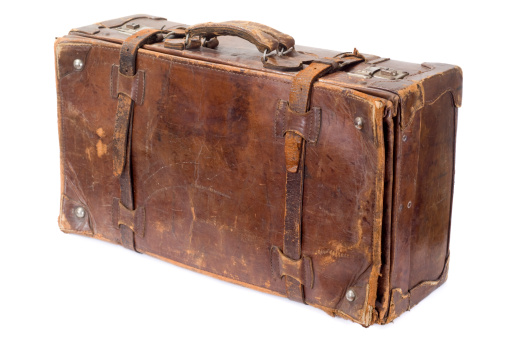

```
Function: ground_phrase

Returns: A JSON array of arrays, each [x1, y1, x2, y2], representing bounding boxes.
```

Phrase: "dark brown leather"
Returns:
[[56, 15, 462, 326]]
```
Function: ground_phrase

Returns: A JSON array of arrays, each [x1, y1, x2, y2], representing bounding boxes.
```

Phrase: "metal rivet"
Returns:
[[407, 201, 412, 208], [73, 59, 84, 70], [354, 117, 364, 130], [75, 206, 86, 218], [346, 289, 356, 302], [402, 134, 408, 142]]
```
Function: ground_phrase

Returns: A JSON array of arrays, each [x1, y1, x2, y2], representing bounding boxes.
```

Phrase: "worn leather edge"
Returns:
[[375, 106, 396, 321], [362, 98, 387, 327], [420, 64, 462, 108], [55, 38, 66, 232], [382, 254, 450, 324], [369, 64, 462, 131], [98, 14, 166, 29]]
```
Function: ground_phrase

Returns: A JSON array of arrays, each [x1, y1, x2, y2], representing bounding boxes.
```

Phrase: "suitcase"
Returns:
[[54, 14, 462, 326]]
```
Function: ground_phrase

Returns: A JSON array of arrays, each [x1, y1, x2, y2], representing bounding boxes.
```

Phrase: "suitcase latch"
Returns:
[[114, 23, 153, 35], [349, 66, 408, 80]]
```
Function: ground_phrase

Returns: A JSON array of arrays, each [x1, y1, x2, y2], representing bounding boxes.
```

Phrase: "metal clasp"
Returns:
[[349, 66, 408, 80], [114, 22, 152, 35]]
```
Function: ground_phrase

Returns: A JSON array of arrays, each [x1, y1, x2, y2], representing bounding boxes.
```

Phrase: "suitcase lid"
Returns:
[[67, 14, 462, 130]]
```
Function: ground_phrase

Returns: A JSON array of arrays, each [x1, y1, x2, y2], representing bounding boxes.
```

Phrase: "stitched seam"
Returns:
[[310, 108, 321, 143], [110, 65, 116, 98], [308, 111, 313, 141], [425, 88, 454, 106], [132, 71, 139, 102], [140, 71, 146, 105]]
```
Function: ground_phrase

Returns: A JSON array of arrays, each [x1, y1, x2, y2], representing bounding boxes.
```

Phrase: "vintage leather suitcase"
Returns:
[[54, 14, 462, 326]]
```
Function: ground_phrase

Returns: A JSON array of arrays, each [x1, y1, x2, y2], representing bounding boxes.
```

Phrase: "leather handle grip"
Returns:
[[186, 21, 295, 53]]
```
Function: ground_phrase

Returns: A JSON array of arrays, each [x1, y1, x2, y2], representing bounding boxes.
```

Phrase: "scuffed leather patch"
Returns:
[[368, 80, 424, 130]]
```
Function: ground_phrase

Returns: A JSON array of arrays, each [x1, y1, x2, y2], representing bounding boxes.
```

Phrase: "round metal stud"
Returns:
[[354, 117, 364, 130], [75, 206, 86, 218], [407, 201, 412, 209], [402, 134, 408, 142], [73, 59, 84, 71], [346, 289, 356, 302]]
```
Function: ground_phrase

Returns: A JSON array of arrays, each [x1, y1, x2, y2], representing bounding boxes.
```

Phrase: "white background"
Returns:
[[1, 1, 506, 336]]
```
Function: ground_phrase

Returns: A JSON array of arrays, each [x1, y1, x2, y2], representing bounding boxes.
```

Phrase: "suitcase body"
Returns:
[[54, 15, 462, 326]]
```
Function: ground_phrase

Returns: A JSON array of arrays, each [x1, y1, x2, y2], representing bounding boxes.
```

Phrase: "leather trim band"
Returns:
[[110, 65, 146, 104], [275, 100, 321, 143], [271, 246, 314, 289], [112, 197, 145, 236]]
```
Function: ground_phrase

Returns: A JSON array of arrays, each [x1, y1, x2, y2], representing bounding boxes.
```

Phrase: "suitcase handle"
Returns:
[[185, 21, 295, 55]]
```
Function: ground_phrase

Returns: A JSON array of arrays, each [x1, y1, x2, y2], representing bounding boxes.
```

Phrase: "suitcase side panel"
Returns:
[[409, 87, 456, 287], [55, 36, 386, 325], [384, 66, 461, 322]]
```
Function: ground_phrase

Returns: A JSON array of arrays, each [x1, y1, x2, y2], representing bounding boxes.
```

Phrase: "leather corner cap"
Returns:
[[55, 43, 92, 79], [421, 63, 463, 108], [110, 64, 146, 105], [274, 100, 321, 143], [270, 246, 314, 289], [385, 255, 450, 323], [59, 194, 93, 234]]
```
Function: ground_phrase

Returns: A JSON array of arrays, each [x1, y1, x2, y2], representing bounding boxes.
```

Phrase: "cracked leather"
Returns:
[[56, 15, 462, 326]]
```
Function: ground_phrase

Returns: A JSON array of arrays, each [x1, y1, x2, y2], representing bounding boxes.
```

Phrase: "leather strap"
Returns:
[[277, 54, 365, 302], [280, 62, 330, 302], [285, 62, 331, 173], [112, 29, 162, 251]]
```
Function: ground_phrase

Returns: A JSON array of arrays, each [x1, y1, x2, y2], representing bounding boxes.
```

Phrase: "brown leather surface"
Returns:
[[55, 15, 462, 326]]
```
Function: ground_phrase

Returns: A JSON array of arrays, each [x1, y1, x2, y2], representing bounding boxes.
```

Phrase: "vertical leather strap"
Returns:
[[282, 62, 331, 302], [281, 55, 365, 302], [113, 29, 162, 251]]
